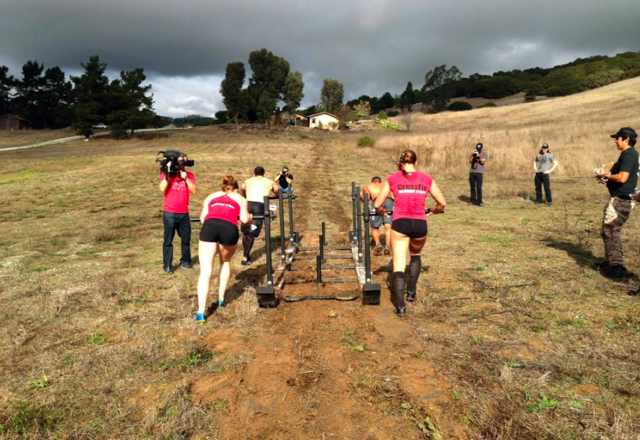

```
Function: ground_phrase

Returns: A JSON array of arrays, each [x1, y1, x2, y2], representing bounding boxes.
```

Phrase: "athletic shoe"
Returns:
[[384, 245, 391, 256], [241, 258, 252, 266], [217, 300, 227, 308], [628, 289, 640, 296], [181, 262, 193, 269], [394, 307, 406, 316], [193, 313, 206, 323], [373, 244, 383, 256], [163, 267, 172, 274], [605, 265, 628, 279], [406, 291, 416, 302], [477, 202, 484, 207]]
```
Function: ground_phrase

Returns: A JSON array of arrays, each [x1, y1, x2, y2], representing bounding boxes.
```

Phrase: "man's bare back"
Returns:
[[361, 181, 393, 201], [243, 176, 278, 203]]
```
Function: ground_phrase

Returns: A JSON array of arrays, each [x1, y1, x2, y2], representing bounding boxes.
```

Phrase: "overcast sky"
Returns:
[[1, 0, 638, 117]]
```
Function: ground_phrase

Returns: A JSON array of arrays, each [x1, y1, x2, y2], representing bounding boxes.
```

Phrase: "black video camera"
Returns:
[[155, 150, 194, 176]]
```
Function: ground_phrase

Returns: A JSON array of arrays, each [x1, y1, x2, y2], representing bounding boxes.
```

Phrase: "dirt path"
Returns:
[[193, 138, 467, 439]]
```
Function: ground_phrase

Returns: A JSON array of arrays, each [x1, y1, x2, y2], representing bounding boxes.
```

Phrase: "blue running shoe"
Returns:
[[193, 313, 206, 323], [217, 300, 227, 308]]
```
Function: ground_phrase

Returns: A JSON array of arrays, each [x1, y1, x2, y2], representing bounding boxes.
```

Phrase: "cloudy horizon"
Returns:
[[1, 0, 638, 118]]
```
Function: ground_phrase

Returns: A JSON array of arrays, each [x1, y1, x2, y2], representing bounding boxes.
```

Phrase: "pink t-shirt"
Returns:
[[160, 171, 195, 213], [203, 194, 240, 224], [387, 170, 433, 220]]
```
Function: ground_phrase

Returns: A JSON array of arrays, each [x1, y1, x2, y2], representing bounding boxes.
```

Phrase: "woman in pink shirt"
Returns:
[[375, 150, 446, 315], [195, 175, 251, 323]]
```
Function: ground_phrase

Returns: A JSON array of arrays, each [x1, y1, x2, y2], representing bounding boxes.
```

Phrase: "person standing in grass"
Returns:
[[469, 142, 488, 206], [361, 176, 394, 256], [375, 150, 446, 315], [194, 176, 251, 323], [595, 127, 638, 279], [533, 143, 558, 205], [159, 153, 196, 274]]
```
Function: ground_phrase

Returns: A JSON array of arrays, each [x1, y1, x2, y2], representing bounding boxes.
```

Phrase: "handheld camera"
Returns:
[[156, 150, 194, 176]]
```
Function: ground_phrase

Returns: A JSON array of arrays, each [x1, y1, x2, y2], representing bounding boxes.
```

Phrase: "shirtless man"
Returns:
[[361, 176, 394, 256], [240, 166, 279, 265]]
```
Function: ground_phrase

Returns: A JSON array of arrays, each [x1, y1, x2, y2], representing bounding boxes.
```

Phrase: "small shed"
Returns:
[[308, 112, 339, 129], [271, 110, 308, 126], [0, 114, 30, 130]]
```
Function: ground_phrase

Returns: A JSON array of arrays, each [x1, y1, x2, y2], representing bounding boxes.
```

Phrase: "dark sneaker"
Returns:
[[477, 202, 484, 207], [181, 262, 193, 269], [373, 244, 383, 256], [193, 313, 206, 323], [217, 300, 227, 308], [163, 266, 172, 274], [547, 202, 553, 206], [628, 289, 640, 296], [394, 306, 406, 316], [406, 291, 416, 302], [605, 265, 628, 279], [384, 245, 391, 256], [241, 259, 252, 266], [534, 201, 542, 205]]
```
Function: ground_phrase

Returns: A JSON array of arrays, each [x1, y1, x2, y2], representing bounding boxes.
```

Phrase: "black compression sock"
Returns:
[[391, 271, 406, 309], [407, 255, 421, 292], [242, 236, 254, 259]]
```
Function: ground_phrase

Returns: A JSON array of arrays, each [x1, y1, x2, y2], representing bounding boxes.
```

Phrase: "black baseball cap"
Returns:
[[476, 143, 483, 149], [610, 127, 637, 139], [541, 143, 549, 148]]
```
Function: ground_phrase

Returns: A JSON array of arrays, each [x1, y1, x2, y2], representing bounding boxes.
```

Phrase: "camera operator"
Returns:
[[533, 143, 558, 205], [159, 153, 196, 273], [275, 166, 294, 195], [469, 143, 488, 206], [595, 127, 638, 279]]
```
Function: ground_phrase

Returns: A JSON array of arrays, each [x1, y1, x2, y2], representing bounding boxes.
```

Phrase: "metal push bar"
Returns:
[[256, 195, 278, 307], [361, 192, 381, 305]]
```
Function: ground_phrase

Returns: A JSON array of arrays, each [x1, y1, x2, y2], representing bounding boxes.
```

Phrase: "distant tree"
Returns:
[[320, 78, 344, 115], [448, 101, 472, 111], [220, 61, 245, 125], [400, 110, 414, 132], [0, 66, 14, 116], [13, 60, 46, 127], [421, 65, 462, 113], [108, 67, 155, 137], [353, 100, 371, 120], [41, 66, 73, 128], [71, 55, 110, 137], [379, 92, 395, 110], [214, 110, 229, 124], [400, 81, 414, 112], [248, 48, 290, 108], [337, 105, 350, 130], [257, 90, 277, 125], [282, 71, 304, 125]]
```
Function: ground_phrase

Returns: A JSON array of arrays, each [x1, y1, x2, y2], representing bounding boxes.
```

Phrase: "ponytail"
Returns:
[[221, 175, 238, 192], [397, 149, 417, 178]]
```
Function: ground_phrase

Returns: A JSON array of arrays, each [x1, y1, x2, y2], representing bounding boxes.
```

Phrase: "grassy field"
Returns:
[[1, 78, 640, 439], [0, 130, 76, 150]]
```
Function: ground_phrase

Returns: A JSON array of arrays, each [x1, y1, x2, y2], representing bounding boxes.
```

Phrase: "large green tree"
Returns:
[[41, 66, 73, 128], [257, 90, 277, 125], [421, 65, 462, 113], [320, 78, 344, 115], [248, 48, 290, 123], [400, 81, 414, 112], [220, 61, 245, 125], [282, 71, 304, 125], [70, 55, 110, 137], [108, 67, 154, 137], [0, 66, 15, 116], [13, 60, 46, 127]]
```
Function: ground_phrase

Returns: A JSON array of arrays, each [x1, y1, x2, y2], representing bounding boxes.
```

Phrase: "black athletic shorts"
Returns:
[[391, 218, 427, 239], [240, 202, 264, 237], [200, 219, 239, 245]]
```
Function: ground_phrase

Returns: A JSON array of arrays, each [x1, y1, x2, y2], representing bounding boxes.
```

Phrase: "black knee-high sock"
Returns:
[[242, 235, 254, 259], [392, 271, 406, 308], [407, 255, 421, 292]]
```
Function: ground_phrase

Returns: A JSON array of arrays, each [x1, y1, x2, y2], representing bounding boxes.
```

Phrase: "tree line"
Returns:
[[0, 56, 155, 137]]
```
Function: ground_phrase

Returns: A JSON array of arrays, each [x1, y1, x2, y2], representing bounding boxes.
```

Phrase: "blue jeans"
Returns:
[[535, 173, 552, 203], [163, 211, 191, 269], [469, 173, 483, 204], [279, 184, 294, 194]]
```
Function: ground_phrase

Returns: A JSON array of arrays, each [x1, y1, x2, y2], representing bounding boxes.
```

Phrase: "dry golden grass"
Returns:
[[1, 78, 640, 439], [0, 129, 75, 149]]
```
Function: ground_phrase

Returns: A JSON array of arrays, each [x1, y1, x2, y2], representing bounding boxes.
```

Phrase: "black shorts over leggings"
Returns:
[[199, 219, 239, 245], [391, 218, 427, 239]]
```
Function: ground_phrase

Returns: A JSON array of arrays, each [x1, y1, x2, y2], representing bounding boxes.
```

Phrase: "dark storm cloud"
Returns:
[[1, 0, 638, 116]]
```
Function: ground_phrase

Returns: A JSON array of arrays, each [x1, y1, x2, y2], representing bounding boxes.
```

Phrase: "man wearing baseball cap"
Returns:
[[533, 143, 558, 205], [595, 127, 638, 279]]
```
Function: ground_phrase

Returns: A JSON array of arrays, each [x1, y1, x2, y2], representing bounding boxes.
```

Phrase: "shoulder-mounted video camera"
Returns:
[[155, 149, 194, 176]]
